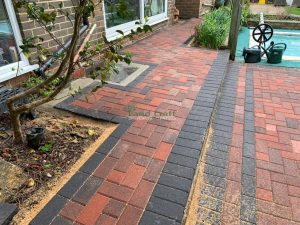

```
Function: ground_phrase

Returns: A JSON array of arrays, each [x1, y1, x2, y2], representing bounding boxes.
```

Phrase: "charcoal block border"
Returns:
[[240, 68, 256, 224], [29, 122, 131, 225], [31, 50, 231, 225], [193, 63, 239, 223], [139, 51, 230, 225]]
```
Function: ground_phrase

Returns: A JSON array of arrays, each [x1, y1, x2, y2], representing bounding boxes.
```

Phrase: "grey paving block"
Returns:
[[213, 130, 232, 139], [212, 134, 232, 145], [167, 153, 198, 168], [243, 131, 255, 144], [0, 203, 18, 225], [58, 172, 89, 199], [111, 124, 130, 138], [72, 176, 103, 205], [30, 195, 67, 225], [175, 138, 203, 150], [152, 184, 189, 206], [240, 195, 256, 224], [200, 184, 225, 200], [205, 155, 227, 168], [242, 157, 255, 176], [158, 173, 192, 192], [163, 162, 195, 180], [181, 125, 206, 135], [96, 136, 119, 154], [199, 194, 223, 212], [146, 196, 184, 222], [241, 174, 256, 198], [139, 211, 178, 225], [196, 206, 221, 225], [243, 143, 255, 159], [80, 153, 106, 174], [187, 114, 211, 122], [178, 131, 202, 141], [184, 119, 208, 129], [172, 145, 201, 159], [213, 124, 232, 133], [209, 142, 228, 152], [206, 149, 228, 160], [204, 164, 226, 178], [203, 173, 226, 188]]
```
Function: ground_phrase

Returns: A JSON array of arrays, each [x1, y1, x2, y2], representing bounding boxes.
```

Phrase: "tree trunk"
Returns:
[[10, 111, 23, 144]]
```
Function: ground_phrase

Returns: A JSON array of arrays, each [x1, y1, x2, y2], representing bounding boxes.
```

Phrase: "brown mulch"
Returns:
[[0, 111, 102, 204]]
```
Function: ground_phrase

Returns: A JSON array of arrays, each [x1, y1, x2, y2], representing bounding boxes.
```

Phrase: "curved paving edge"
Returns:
[[29, 51, 230, 225], [29, 19, 233, 225]]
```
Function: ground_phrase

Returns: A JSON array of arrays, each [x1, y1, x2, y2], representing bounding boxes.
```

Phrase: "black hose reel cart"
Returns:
[[243, 23, 287, 64]]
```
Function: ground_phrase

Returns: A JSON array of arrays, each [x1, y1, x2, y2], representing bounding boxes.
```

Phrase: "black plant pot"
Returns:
[[26, 127, 45, 149]]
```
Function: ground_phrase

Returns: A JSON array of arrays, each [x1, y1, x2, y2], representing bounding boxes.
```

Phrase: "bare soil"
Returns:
[[0, 110, 117, 224]]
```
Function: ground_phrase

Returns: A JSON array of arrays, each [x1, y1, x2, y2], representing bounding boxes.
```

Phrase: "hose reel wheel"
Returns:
[[252, 23, 274, 44]]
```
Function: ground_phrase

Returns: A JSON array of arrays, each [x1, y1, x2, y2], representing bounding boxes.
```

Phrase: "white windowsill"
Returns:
[[0, 64, 39, 83], [106, 17, 169, 42]]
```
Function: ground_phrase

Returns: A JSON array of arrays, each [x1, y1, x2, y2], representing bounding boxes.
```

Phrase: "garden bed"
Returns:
[[0, 110, 116, 224]]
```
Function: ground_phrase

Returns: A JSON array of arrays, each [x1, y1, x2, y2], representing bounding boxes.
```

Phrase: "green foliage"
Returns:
[[23, 76, 62, 97], [286, 6, 300, 16], [40, 142, 53, 152], [196, 7, 231, 49], [241, 0, 250, 25]]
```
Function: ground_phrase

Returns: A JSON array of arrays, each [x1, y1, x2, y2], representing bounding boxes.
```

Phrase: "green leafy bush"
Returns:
[[196, 7, 231, 49]]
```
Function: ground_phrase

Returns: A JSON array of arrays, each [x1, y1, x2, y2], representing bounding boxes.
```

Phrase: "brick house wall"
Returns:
[[175, 0, 213, 19], [175, 0, 200, 19], [2, 0, 175, 86]]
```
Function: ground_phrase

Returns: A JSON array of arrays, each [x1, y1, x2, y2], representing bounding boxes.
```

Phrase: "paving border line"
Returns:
[[30, 50, 229, 225], [239, 67, 256, 225], [185, 62, 240, 224], [138, 50, 230, 225]]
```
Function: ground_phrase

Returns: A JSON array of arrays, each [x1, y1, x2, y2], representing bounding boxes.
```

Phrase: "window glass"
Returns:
[[0, 0, 19, 67], [144, 0, 165, 17], [104, 0, 140, 28]]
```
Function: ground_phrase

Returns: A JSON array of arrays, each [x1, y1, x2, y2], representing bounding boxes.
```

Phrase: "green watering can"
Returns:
[[261, 42, 287, 64]]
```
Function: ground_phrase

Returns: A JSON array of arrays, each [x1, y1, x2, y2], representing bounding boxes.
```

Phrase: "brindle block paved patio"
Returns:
[[30, 19, 300, 225]]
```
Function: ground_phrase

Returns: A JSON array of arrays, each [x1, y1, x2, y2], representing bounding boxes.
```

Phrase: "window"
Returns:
[[0, 0, 38, 83], [104, 0, 168, 40]]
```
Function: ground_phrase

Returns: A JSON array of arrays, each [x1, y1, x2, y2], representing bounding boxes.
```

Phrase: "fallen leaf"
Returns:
[[87, 129, 96, 136], [0, 131, 9, 139], [27, 178, 35, 187]]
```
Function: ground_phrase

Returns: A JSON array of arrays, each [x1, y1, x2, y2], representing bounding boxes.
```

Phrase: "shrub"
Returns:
[[196, 7, 231, 49]]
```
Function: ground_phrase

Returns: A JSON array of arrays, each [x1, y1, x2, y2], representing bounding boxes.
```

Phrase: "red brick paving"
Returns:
[[57, 19, 218, 225], [219, 64, 300, 225], [252, 65, 300, 224], [40, 19, 300, 225]]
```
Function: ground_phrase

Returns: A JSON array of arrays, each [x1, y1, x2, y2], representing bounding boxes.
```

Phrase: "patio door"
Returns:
[[104, 0, 167, 40]]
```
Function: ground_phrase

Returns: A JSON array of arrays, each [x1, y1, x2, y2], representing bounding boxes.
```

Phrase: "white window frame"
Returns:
[[0, 0, 38, 83], [103, 0, 168, 41]]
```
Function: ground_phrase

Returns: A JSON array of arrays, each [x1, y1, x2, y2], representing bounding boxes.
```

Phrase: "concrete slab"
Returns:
[[0, 158, 28, 202]]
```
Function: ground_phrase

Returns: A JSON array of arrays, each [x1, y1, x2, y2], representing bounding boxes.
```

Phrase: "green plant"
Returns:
[[196, 7, 231, 49], [40, 142, 53, 152], [7, 0, 152, 144], [241, 0, 250, 25]]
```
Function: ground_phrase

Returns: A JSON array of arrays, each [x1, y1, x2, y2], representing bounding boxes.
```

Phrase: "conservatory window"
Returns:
[[104, 0, 168, 40], [0, 0, 38, 83]]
